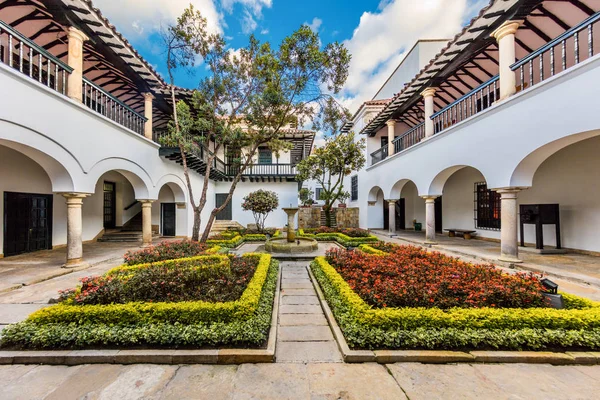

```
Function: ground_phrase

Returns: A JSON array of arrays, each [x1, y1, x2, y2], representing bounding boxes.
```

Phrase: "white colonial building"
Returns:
[[343, 0, 600, 262], [0, 0, 313, 264]]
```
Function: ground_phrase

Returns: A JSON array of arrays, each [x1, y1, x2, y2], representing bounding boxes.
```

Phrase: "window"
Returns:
[[351, 176, 358, 201], [380, 136, 388, 148], [258, 147, 272, 164], [474, 182, 501, 230], [315, 187, 323, 201]]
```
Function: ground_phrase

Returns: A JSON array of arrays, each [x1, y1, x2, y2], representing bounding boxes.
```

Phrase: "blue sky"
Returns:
[[93, 0, 487, 112]]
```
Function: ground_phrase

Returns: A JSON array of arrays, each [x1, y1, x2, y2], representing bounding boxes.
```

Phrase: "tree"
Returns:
[[242, 190, 279, 233], [296, 131, 366, 227], [299, 188, 315, 207], [162, 5, 351, 242]]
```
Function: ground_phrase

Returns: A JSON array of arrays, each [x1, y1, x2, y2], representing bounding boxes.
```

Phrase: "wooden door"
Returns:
[[3, 192, 53, 256], [161, 203, 176, 237], [396, 198, 406, 230], [103, 181, 116, 229], [435, 196, 443, 233], [216, 194, 232, 221]]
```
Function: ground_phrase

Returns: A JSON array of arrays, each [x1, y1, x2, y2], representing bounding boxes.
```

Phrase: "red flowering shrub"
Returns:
[[68, 255, 259, 304], [304, 227, 371, 238], [326, 246, 546, 309], [368, 241, 399, 253], [123, 240, 208, 265]]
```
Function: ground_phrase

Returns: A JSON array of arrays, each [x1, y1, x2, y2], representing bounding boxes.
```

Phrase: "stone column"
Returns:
[[422, 196, 438, 244], [286, 212, 297, 242], [67, 27, 89, 102], [63, 193, 88, 267], [388, 200, 397, 235], [139, 200, 155, 247], [143, 92, 154, 140], [421, 88, 436, 138], [492, 20, 522, 100], [497, 189, 522, 263], [386, 120, 396, 156]]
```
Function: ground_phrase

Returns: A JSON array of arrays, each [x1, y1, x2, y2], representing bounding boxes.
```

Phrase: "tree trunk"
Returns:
[[200, 212, 217, 243], [324, 205, 332, 228], [191, 207, 201, 241]]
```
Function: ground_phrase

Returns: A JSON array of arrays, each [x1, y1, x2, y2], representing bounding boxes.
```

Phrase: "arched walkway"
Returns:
[[367, 186, 385, 229]]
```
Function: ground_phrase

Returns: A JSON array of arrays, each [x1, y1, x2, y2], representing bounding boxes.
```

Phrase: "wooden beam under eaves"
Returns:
[[468, 25, 491, 33], [80, 19, 103, 27], [67, 5, 91, 14]]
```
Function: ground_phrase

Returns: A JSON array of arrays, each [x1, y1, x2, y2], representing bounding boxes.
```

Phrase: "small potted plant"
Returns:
[[413, 219, 422, 231], [337, 191, 350, 208], [299, 188, 315, 207]]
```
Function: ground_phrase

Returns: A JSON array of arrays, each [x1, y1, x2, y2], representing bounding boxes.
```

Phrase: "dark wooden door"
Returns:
[[397, 198, 406, 230], [3, 192, 53, 256], [383, 200, 389, 230], [103, 181, 116, 229], [161, 203, 176, 236], [216, 194, 232, 221], [435, 196, 443, 233]]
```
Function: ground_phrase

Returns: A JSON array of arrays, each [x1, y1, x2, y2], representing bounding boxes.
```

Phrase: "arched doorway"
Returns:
[[367, 186, 385, 229]]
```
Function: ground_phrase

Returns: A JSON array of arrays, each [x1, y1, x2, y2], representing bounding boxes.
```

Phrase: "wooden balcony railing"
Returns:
[[228, 163, 297, 176], [370, 144, 388, 165], [431, 75, 499, 135], [393, 122, 425, 153], [83, 78, 147, 135], [0, 20, 72, 95], [512, 11, 600, 92]]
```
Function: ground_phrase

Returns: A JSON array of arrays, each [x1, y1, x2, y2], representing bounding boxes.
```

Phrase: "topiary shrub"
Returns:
[[241, 190, 279, 233]]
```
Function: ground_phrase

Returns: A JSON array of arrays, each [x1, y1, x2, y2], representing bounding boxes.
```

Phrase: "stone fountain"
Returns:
[[265, 207, 318, 253]]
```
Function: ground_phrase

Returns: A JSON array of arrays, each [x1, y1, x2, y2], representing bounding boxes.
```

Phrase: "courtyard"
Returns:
[[1, 235, 600, 399]]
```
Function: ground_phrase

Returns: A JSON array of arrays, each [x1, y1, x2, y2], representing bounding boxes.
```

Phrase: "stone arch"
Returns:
[[389, 179, 413, 200], [0, 120, 81, 192], [86, 158, 153, 199], [154, 174, 188, 203], [368, 185, 384, 202], [510, 129, 600, 188], [427, 165, 490, 196]]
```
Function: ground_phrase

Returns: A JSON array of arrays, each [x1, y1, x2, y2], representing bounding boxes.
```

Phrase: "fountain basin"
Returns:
[[265, 237, 318, 253]]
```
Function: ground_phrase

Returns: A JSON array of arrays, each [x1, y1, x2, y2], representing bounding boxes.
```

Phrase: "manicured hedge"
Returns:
[[298, 229, 378, 247], [1, 259, 279, 349], [311, 256, 600, 350], [205, 230, 281, 247], [14, 253, 272, 326]]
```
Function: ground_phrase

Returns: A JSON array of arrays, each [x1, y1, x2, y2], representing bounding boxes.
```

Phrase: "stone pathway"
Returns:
[[276, 261, 342, 363]]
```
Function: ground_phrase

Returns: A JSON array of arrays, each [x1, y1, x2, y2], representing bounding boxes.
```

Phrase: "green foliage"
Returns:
[[19, 254, 272, 326], [298, 188, 315, 207], [295, 132, 366, 226], [1, 260, 280, 349], [297, 229, 378, 247], [242, 190, 279, 232], [123, 240, 210, 265], [310, 256, 600, 350]]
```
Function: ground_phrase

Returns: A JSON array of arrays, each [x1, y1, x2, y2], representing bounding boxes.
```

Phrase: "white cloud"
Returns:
[[306, 17, 323, 33], [92, 0, 223, 39], [221, 0, 272, 33], [241, 10, 258, 34], [260, 28, 269, 35], [340, 0, 480, 113]]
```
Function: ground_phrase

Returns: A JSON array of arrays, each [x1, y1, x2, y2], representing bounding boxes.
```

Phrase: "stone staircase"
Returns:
[[97, 212, 158, 243], [210, 220, 245, 234]]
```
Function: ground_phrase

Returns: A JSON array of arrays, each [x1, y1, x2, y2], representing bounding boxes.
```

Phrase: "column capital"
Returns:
[[143, 92, 155, 101], [494, 187, 526, 196], [421, 195, 439, 202], [386, 199, 399, 203], [68, 26, 89, 43], [491, 20, 523, 42], [421, 87, 436, 98], [386, 119, 396, 127], [60, 192, 90, 202], [138, 199, 156, 206]]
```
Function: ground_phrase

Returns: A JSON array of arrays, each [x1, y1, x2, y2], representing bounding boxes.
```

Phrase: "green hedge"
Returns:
[[106, 254, 231, 277], [1, 260, 279, 349], [298, 229, 378, 247], [20, 253, 272, 326], [311, 256, 600, 350], [205, 230, 281, 247]]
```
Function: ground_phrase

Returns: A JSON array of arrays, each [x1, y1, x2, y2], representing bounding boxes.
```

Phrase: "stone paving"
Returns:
[[2, 250, 600, 398]]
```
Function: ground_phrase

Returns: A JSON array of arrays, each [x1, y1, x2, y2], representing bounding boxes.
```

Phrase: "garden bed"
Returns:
[[310, 243, 600, 351], [206, 229, 281, 247], [1, 253, 279, 351], [298, 228, 378, 247]]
